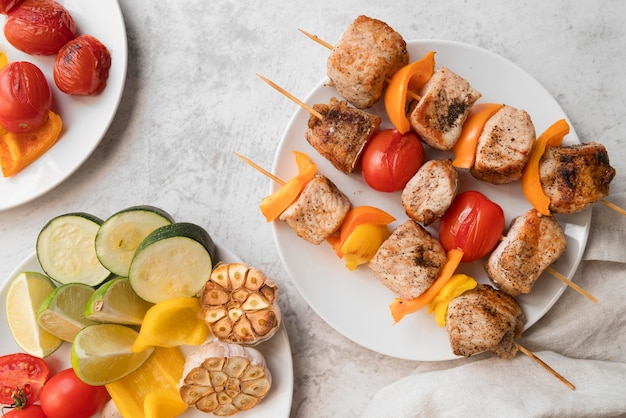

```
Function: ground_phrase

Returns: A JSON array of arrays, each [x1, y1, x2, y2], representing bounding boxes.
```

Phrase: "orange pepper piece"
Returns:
[[0, 110, 63, 177], [521, 119, 570, 216], [452, 103, 503, 168], [384, 51, 436, 134], [329, 205, 396, 257], [389, 248, 464, 324], [259, 151, 317, 222]]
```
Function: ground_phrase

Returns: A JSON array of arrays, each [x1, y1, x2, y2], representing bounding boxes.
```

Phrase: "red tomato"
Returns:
[[40, 368, 108, 418], [4, 0, 76, 55], [0, 0, 22, 14], [53, 34, 112, 96], [361, 129, 425, 192], [0, 61, 52, 132], [0, 353, 50, 406], [439, 190, 505, 262], [3, 405, 47, 418]]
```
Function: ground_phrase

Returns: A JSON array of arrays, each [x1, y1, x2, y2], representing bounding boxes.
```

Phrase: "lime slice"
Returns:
[[71, 323, 154, 385], [37, 283, 99, 342], [85, 277, 154, 325], [5, 272, 63, 357]]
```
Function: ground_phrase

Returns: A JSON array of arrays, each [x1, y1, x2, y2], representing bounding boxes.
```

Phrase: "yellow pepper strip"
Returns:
[[0, 51, 7, 70], [259, 151, 317, 222], [144, 388, 188, 418], [340, 223, 391, 271], [521, 119, 570, 216], [384, 51, 436, 134], [329, 205, 396, 257], [427, 274, 477, 326], [389, 248, 464, 324], [452, 103, 503, 168]]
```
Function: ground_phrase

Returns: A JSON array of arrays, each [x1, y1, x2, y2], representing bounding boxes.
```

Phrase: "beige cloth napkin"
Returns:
[[363, 194, 626, 418]]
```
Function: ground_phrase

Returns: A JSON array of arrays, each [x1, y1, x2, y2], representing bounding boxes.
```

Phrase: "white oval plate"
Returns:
[[0, 0, 128, 210], [0, 245, 294, 418], [271, 39, 591, 361]]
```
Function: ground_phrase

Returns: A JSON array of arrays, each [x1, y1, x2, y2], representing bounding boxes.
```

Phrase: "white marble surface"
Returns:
[[1, 1, 626, 417]]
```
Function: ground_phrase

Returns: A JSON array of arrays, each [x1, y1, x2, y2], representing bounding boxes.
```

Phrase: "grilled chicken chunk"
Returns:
[[471, 105, 535, 184], [327, 15, 409, 109], [401, 159, 458, 226], [305, 97, 381, 174], [279, 174, 351, 245], [539, 142, 616, 214], [368, 220, 447, 299], [408, 67, 482, 151], [486, 209, 566, 296], [446, 284, 526, 359]]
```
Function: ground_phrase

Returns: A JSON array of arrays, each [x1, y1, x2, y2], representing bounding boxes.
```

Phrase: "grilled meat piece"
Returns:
[[471, 105, 535, 184], [327, 15, 409, 109], [486, 209, 566, 296], [408, 67, 482, 151], [401, 159, 458, 226], [446, 284, 526, 359], [539, 142, 616, 214], [368, 220, 447, 299], [279, 174, 351, 245], [305, 97, 381, 174]]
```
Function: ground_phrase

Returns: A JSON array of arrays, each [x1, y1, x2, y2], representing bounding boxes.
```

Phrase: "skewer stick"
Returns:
[[599, 198, 626, 216], [233, 152, 285, 186], [546, 266, 598, 303], [256, 73, 324, 120], [516, 344, 575, 390]]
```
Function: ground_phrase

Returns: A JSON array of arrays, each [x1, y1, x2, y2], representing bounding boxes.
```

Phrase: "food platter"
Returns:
[[271, 39, 591, 361], [0, 245, 294, 418], [0, 0, 128, 210]]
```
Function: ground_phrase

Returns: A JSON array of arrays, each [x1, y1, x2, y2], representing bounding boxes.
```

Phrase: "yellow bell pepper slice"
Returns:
[[427, 273, 477, 326], [328, 205, 396, 257], [340, 223, 391, 271], [0, 51, 7, 70], [452, 103, 503, 168]]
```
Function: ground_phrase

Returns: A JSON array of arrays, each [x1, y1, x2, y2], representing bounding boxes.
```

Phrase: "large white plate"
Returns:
[[0, 245, 294, 418], [272, 39, 591, 361], [0, 0, 127, 210]]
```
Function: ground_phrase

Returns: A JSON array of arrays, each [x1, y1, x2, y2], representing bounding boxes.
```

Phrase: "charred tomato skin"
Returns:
[[53, 34, 112, 96], [0, 353, 50, 405]]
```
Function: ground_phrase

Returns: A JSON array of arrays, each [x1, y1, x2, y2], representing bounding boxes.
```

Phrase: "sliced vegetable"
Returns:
[[0, 353, 50, 406], [0, 51, 7, 69], [84, 277, 154, 326], [329, 205, 396, 257], [389, 248, 464, 323], [340, 224, 391, 271], [452, 103, 504, 168], [259, 150, 316, 222], [427, 273, 477, 326], [521, 119, 570, 216]]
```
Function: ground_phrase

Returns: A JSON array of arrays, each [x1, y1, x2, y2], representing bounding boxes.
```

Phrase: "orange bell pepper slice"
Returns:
[[328, 205, 396, 257], [384, 51, 436, 134], [389, 248, 464, 324], [0, 110, 63, 177], [452, 103, 503, 168], [521, 119, 570, 216], [259, 151, 317, 222]]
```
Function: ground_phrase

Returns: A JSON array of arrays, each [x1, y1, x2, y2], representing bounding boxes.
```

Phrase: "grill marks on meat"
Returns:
[[368, 220, 447, 299], [279, 174, 351, 245], [305, 97, 381, 174], [327, 15, 409, 109], [446, 284, 526, 359], [471, 105, 535, 184], [486, 209, 566, 296], [408, 67, 482, 151], [539, 142, 616, 214]]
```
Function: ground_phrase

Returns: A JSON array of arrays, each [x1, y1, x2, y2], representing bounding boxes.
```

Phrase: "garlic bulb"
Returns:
[[179, 340, 272, 415], [200, 263, 281, 345]]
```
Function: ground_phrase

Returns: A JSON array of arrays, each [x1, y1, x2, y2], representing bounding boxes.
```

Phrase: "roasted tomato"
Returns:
[[0, 61, 52, 133], [40, 368, 108, 418], [0, 353, 50, 406], [53, 34, 111, 96], [439, 190, 505, 262], [4, 0, 76, 55], [0, 0, 22, 14], [361, 128, 425, 192]]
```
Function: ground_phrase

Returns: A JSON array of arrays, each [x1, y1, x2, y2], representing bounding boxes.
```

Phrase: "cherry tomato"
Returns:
[[361, 129, 425, 192], [0, 353, 50, 406], [40, 368, 108, 418], [439, 190, 505, 262], [3, 405, 47, 418], [0, 0, 22, 14], [4, 0, 76, 55], [0, 61, 52, 132], [53, 34, 111, 96]]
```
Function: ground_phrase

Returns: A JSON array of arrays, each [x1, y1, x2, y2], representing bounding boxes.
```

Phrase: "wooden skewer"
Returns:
[[546, 266, 598, 303], [599, 198, 626, 216], [516, 343, 575, 390], [233, 152, 285, 186], [256, 73, 324, 121]]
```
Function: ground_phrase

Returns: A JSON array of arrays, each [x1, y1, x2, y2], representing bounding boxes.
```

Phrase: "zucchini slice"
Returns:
[[129, 222, 216, 303], [95, 205, 174, 276], [36, 212, 111, 286]]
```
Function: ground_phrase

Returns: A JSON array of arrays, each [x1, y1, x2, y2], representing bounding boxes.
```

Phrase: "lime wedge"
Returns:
[[37, 283, 99, 342], [5, 272, 63, 357], [71, 323, 154, 385], [85, 277, 153, 325]]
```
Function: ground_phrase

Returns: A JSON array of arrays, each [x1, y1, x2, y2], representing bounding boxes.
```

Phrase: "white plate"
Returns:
[[272, 39, 591, 361], [0, 245, 294, 418], [0, 0, 127, 210]]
